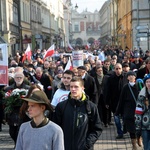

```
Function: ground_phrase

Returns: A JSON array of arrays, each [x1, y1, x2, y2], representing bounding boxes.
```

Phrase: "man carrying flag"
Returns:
[[85, 42, 90, 50], [68, 42, 74, 51], [44, 44, 55, 60], [64, 57, 73, 71], [22, 44, 32, 63]]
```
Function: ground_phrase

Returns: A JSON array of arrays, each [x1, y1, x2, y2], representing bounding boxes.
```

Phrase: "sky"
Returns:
[[71, 0, 107, 13]]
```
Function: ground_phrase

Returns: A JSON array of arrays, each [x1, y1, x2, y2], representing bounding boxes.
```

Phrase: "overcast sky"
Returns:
[[71, 0, 107, 13]]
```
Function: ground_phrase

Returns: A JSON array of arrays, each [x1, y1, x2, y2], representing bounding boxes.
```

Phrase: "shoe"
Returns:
[[116, 135, 123, 139]]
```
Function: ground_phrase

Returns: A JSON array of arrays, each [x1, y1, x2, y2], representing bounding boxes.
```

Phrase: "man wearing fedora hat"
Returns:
[[15, 90, 64, 150]]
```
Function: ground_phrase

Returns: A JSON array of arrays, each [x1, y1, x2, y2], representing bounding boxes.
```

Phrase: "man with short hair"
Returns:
[[53, 77, 102, 150], [137, 57, 150, 79], [78, 66, 98, 105], [51, 70, 74, 107], [105, 63, 128, 139], [5, 72, 30, 144]]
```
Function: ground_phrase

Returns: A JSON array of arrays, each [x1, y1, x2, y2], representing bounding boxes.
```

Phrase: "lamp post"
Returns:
[[137, 0, 140, 48], [17, 0, 23, 51], [148, 0, 150, 50]]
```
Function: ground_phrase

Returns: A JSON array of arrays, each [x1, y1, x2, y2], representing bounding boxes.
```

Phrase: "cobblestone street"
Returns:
[[0, 122, 143, 150]]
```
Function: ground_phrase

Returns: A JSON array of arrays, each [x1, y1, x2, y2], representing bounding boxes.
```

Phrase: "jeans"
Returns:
[[142, 130, 150, 150], [114, 115, 123, 135]]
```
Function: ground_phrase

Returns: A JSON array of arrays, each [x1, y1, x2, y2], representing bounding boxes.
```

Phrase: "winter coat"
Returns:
[[105, 73, 128, 113], [51, 75, 61, 97], [135, 87, 150, 131], [53, 93, 102, 150], [137, 66, 150, 79], [116, 83, 139, 132], [83, 73, 98, 105]]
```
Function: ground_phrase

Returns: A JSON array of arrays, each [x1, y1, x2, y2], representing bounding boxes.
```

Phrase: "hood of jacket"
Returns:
[[139, 87, 146, 97]]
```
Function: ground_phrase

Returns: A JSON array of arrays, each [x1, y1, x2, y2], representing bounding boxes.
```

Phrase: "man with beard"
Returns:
[[51, 70, 74, 108]]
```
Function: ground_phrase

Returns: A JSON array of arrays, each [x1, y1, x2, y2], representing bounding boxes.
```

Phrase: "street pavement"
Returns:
[[0, 123, 143, 150]]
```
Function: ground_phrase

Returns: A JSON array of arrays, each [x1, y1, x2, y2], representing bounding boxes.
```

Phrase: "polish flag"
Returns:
[[135, 107, 144, 115], [22, 44, 32, 62], [85, 42, 90, 50], [44, 44, 55, 60], [64, 57, 73, 71], [68, 42, 74, 50]]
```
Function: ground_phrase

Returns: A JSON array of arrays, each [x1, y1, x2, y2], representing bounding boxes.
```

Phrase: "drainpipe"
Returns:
[[137, 0, 140, 48]]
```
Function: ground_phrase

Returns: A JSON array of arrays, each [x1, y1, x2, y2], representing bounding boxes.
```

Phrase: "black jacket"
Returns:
[[105, 72, 128, 113], [53, 93, 102, 150], [83, 73, 98, 105]]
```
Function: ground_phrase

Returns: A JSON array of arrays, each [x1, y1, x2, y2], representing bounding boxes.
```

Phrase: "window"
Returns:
[[74, 24, 79, 32]]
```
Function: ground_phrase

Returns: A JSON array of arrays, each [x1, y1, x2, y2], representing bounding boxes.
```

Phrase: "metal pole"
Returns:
[[18, 0, 23, 51], [148, 0, 150, 50], [137, 0, 140, 49]]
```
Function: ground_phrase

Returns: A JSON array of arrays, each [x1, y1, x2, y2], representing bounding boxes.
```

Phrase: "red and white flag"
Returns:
[[135, 107, 144, 115], [85, 42, 90, 50], [22, 44, 32, 62], [44, 44, 55, 60], [64, 57, 73, 71], [68, 42, 74, 50]]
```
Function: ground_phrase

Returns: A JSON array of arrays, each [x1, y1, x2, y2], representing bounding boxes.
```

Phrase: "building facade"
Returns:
[[70, 8, 101, 48], [99, 0, 111, 46], [0, 0, 65, 55]]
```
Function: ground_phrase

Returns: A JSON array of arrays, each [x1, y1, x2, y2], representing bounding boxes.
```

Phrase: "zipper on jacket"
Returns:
[[72, 105, 77, 150]]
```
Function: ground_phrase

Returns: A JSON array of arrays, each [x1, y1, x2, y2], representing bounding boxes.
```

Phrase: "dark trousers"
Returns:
[[98, 95, 110, 125], [9, 125, 19, 144]]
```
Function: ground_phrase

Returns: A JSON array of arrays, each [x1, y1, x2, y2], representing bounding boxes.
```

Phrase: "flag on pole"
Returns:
[[85, 42, 90, 50], [68, 42, 74, 50], [22, 44, 32, 62], [44, 44, 55, 60], [64, 57, 73, 71]]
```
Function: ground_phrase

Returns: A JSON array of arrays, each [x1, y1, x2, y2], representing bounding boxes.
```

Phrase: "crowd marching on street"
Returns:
[[1, 45, 150, 150]]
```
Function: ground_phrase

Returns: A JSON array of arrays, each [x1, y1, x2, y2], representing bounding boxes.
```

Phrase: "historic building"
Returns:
[[99, 0, 111, 46], [70, 8, 101, 47]]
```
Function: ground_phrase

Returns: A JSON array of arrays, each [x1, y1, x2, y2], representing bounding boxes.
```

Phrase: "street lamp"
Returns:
[[75, 3, 78, 9]]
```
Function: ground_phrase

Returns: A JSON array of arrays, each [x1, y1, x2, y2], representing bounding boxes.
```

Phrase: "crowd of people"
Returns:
[[0, 45, 150, 150]]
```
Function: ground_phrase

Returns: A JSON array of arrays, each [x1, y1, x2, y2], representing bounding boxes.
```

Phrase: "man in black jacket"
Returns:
[[53, 77, 102, 150], [77, 66, 98, 105], [105, 63, 128, 139]]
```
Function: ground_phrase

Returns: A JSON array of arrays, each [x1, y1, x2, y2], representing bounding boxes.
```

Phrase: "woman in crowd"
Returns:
[[115, 71, 139, 150], [15, 90, 64, 150], [19, 84, 43, 124], [135, 74, 150, 150]]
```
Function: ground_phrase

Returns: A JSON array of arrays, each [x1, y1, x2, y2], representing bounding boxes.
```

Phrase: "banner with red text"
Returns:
[[0, 44, 8, 85], [72, 50, 83, 67]]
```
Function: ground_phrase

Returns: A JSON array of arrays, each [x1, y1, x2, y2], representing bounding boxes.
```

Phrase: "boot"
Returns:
[[137, 136, 143, 147], [131, 139, 138, 150]]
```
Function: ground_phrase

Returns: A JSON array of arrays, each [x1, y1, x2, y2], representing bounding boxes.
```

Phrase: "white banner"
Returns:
[[72, 50, 83, 67], [0, 44, 8, 85]]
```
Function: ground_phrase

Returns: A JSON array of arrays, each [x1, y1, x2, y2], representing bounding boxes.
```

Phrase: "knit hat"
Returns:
[[143, 74, 150, 83], [22, 91, 53, 111], [126, 71, 136, 77]]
